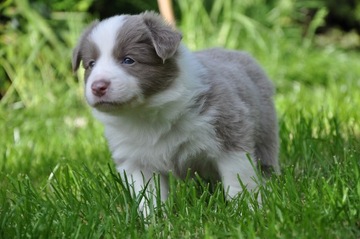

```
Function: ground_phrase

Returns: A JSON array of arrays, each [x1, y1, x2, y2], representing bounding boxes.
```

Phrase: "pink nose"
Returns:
[[91, 80, 110, 97]]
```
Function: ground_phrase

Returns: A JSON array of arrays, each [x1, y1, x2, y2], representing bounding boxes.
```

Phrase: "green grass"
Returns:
[[1, 0, 360, 238]]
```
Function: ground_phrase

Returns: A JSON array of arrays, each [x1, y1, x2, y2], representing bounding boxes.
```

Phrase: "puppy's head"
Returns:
[[72, 12, 182, 111]]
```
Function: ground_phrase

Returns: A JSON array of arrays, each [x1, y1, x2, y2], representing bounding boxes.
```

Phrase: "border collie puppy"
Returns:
[[72, 11, 279, 213]]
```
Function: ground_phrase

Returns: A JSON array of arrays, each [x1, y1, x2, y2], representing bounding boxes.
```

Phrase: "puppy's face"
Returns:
[[72, 12, 182, 111]]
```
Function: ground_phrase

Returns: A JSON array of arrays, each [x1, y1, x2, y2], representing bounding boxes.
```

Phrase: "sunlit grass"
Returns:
[[1, 0, 360, 238]]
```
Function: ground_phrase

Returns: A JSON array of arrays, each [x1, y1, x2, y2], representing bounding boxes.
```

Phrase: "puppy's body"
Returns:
[[73, 12, 279, 209]]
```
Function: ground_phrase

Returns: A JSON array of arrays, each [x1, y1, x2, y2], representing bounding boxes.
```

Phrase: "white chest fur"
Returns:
[[93, 86, 220, 176]]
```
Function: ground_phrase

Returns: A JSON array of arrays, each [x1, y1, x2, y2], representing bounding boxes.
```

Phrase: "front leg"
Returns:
[[116, 163, 169, 217], [217, 152, 260, 200]]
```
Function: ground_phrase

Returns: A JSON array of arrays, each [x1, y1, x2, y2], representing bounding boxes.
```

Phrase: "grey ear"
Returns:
[[72, 20, 99, 72], [142, 11, 182, 62], [72, 44, 82, 72]]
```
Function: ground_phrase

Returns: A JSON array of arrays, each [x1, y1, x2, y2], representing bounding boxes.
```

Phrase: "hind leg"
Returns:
[[217, 152, 260, 199], [255, 103, 280, 176]]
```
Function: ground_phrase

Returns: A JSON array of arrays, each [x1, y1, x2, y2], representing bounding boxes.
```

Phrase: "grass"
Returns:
[[1, 0, 360, 238]]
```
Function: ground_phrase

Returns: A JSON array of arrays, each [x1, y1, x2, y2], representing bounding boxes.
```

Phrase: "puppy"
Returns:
[[72, 11, 279, 212]]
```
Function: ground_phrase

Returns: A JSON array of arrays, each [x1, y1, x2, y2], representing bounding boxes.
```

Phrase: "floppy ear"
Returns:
[[72, 20, 99, 72], [142, 11, 182, 62], [72, 44, 82, 72]]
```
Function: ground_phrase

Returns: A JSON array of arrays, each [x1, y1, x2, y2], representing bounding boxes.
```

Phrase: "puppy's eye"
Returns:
[[122, 57, 135, 65], [88, 60, 96, 69]]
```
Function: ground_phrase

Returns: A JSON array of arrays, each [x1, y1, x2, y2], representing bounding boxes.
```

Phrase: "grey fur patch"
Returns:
[[194, 48, 279, 173], [113, 12, 181, 97], [141, 11, 182, 61], [72, 20, 99, 73]]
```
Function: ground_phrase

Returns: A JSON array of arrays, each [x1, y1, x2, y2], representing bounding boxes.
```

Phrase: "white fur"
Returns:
[[93, 46, 218, 170], [86, 16, 143, 107]]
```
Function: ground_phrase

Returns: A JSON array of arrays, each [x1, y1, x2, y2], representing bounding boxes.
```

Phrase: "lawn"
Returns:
[[1, 0, 360, 238]]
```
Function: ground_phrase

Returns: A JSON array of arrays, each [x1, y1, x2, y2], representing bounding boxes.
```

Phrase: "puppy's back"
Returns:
[[195, 48, 274, 98]]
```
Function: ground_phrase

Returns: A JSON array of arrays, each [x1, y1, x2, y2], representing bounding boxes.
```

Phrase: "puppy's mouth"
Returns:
[[94, 101, 122, 106], [92, 97, 140, 112], [93, 101, 126, 111]]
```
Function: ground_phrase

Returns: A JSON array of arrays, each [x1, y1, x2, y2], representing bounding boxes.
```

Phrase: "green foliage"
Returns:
[[1, 0, 360, 238], [0, 0, 90, 107]]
